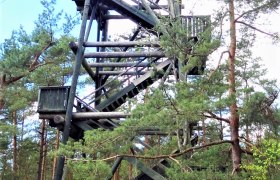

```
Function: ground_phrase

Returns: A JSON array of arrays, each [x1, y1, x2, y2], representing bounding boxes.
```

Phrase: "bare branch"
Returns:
[[169, 156, 192, 172], [236, 20, 278, 38], [65, 140, 233, 162], [208, 50, 229, 80], [162, 87, 181, 115], [5, 62, 53, 85], [203, 111, 230, 124], [31, 41, 55, 69], [241, 148, 253, 155], [235, 3, 276, 22]]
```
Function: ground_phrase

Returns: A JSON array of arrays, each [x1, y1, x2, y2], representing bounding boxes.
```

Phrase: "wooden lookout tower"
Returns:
[[37, 0, 210, 179]]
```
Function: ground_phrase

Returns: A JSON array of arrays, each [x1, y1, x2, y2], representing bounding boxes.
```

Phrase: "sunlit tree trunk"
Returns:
[[0, 74, 6, 110], [202, 119, 206, 145], [42, 123, 48, 180], [113, 167, 120, 180], [38, 119, 46, 180], [219, 108, 223, 140], [52, 130, 60, 180], [129, 163, 133, 180], [12, 111, 18, 179], [228, 0, 242, 173]]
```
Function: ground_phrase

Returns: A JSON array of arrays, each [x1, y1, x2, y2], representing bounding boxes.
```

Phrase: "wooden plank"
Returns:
[[39, 112, 130, 120], [84, 51, 165, 58], [82, 41, 160, 47], [74, 121, 93, 131], [133, 59, 171, 86], [124, 157, 166, 180]]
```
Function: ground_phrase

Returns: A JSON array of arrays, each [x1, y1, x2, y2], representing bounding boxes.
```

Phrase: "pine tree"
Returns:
[[0, 0, 79, 178]]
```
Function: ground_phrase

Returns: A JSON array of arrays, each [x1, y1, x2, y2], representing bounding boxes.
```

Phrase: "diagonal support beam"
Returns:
[[102, 0, 156, 29], [124, 157, 167, 180]]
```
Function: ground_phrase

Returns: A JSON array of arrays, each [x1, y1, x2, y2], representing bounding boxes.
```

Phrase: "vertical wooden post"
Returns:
[[54, 0, 91, 179]]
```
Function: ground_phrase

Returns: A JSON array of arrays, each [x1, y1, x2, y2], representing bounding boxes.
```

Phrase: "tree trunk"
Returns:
[[42, 122, 48, 180], [219, 109, 223, 140], [1, 154, 8, 179], [12, 111, 18, 179], [38, 119, 46, 180], [52, 130, 60, 180], [245, 124, 250, 151], [0, 74, 6, 110], [202, 119, 206, 145], [228, 0, 242, 173], [129, 163, 133, 180], [113, 167, 120, 180]]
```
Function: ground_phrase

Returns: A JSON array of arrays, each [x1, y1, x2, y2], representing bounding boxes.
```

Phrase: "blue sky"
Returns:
[[0, 0, 77, 42], [1, 0, 280, 83]]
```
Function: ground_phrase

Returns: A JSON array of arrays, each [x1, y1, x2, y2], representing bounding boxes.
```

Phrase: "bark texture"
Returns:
[[12, 111, 18, 179], [37, 119, 46, 180], [0, 74, 6, 110], [228, 0, 242, 173]]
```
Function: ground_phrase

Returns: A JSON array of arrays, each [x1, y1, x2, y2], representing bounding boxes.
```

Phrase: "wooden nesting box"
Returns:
[[37, 86, 71, 114]]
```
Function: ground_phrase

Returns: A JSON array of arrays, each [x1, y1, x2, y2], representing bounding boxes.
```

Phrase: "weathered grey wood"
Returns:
[[84, 51, 165, 58], [104, 15, 127, 19], [98, 71, 146, 75], [55, 0, 91, 179], [69, 42, 96, 80], [53, 115, 65, 124], [74, 121, 93, 131], [124, 157, 167, 180], [107, 157, 123, 180], [89, 62, 155, 67], [39, 112, 130, 120], [37, 86, 70, 113], [133, 59, 171, 86], [81, 41, 160, 47]]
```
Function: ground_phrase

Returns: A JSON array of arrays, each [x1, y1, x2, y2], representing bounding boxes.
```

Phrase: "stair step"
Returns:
[[96, 60, 172, 112]]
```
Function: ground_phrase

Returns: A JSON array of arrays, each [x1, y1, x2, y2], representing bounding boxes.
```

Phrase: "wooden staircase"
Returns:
[[38, 0, 210, 179]]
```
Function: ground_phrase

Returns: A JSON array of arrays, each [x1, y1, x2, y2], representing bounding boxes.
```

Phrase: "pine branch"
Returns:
[[235, 2, 277, 22], [236, 20, 278, 38], [30, 41, 55, 69], [5, 62, 53, 85], [203, 111, 230, 124], [162, 87, 181, 115], [65, 140, 233, 162], [4, 41, 55, 85]]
